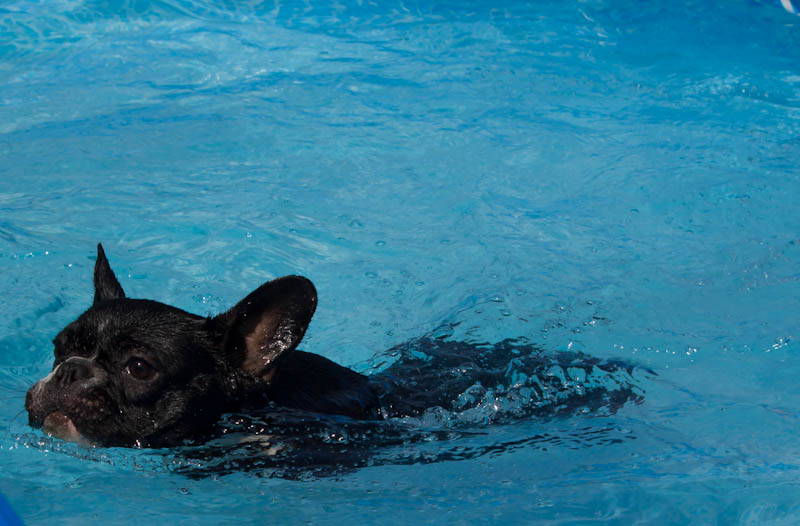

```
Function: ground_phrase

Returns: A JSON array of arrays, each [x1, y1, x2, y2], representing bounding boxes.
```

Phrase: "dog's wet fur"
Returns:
[[26, 245, 646, 453]]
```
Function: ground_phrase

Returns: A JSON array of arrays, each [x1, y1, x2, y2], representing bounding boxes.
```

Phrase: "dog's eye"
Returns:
[[126, 358, 156, 381]]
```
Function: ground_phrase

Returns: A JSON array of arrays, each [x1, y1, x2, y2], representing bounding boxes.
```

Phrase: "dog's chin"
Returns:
[[42, 411, 95, 448]]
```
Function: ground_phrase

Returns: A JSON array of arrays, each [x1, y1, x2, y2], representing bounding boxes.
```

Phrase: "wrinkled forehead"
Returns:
[[55, 299, 207, 359]]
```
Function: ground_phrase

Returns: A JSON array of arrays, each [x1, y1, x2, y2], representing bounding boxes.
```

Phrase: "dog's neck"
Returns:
[[241, 351, 380, 420]]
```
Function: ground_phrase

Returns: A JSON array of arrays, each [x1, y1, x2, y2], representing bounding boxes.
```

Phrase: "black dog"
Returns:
[[26, 245, 645, 450]]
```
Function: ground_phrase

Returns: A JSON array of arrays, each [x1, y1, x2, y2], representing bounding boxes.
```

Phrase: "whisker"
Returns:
[[11, 408, 28, 423]]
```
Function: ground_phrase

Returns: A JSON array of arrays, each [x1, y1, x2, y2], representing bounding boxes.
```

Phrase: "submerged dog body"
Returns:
[[26, 245, 645, 449]]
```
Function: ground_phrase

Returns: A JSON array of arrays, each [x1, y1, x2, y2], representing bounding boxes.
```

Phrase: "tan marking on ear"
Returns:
[[261, 367, 277, 384], [241, 314, 280, 375]]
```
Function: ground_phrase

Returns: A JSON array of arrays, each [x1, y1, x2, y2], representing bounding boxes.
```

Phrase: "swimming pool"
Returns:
[[2, 0, 799, 523]]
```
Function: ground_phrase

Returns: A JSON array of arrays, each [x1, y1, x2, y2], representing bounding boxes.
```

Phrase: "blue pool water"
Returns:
[[2, 0, 800, 523]]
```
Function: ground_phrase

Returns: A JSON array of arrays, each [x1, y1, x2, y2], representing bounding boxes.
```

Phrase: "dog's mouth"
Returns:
[[26, 374, 113, 447], [41, 411, 95, 447]]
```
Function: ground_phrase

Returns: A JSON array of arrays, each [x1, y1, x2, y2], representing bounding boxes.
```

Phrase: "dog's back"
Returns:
[[369, 337, 647, 422], [254, 336, 647, 424]]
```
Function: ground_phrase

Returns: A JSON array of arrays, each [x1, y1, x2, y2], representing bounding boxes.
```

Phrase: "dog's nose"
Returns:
[[54, 357, 95, 387]]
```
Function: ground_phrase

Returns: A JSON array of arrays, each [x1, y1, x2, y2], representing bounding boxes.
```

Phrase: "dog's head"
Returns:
[[25, 244, 317, 448]]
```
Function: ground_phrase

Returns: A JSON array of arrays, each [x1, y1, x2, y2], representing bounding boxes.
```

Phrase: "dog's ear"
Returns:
[[93, 243, 125, 305], [213, 276, 317, 379]]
